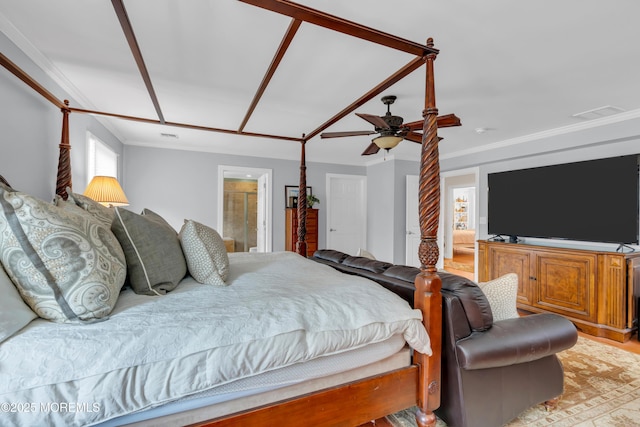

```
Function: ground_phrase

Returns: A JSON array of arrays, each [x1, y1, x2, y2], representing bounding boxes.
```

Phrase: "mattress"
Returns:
[[100, 335, 409, 426], [0, 251, 429, 426]]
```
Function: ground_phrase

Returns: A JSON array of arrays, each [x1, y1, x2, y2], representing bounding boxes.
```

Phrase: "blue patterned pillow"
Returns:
[[0, 187, 126, 323]]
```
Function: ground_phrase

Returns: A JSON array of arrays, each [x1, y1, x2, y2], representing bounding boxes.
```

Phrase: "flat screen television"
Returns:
[[487, 155, 640, 245]]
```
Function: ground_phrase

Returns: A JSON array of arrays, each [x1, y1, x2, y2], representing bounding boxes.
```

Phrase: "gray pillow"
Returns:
[[0, 187, 126, 322], [65, 187, 115, 228], [111, 208, 187, 295], [179, 220, 229, 286]]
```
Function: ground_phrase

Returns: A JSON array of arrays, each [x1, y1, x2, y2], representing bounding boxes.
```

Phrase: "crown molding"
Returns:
[[441, 108, 640, 160]]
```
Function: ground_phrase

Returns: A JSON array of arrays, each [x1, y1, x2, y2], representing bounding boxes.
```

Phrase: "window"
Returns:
[[87, 132, 118, 185]]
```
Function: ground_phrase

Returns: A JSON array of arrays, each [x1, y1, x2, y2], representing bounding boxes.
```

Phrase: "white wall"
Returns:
[[364, 158, 421, 265], [122, 145, 364, 251], [365, 159, 395, 262], [0, 33, 123, 201]]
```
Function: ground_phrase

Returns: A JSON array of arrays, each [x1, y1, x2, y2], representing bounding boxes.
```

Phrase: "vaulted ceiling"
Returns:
[[2, 0, 639, 166]]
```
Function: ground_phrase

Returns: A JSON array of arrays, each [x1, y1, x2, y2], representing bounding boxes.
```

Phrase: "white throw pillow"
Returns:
[[0, 187, 126, 322], [478, 273, 520, 321], [0, 263, 37, 343], [179, 220, 229, 286]]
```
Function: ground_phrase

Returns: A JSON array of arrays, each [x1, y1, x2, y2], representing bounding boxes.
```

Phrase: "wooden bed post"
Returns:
[[413, 38, 443, 427], [295, 138, 308, 256], [55, 100, 72, 200]]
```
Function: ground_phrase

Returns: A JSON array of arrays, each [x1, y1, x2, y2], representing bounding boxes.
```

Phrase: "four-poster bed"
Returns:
[[0, 2, 445, 426]]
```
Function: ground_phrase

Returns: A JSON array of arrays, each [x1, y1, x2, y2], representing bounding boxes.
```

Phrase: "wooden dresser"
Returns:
[[478, 240, 640, 342], [285, 208, 318, 257]]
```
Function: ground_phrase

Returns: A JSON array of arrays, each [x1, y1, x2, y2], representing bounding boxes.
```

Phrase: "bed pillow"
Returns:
[[0, 187, 126, 323], [111, 207, 186, 295], [179, 219, 229, 286], [478, 273, 520, 321], [65, 187, 115, 228], [0, 262, 37, 343]]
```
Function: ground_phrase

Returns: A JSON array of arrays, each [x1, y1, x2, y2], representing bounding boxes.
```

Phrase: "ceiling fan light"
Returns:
[[373, 135, 403, 149]]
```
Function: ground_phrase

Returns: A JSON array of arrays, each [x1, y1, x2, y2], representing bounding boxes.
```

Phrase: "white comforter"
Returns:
[[0, 251, 430, 426]]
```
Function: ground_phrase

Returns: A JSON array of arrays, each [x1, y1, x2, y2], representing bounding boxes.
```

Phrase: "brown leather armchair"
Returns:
[[435, 272, 578, 427], [311, 250, 578, 427]]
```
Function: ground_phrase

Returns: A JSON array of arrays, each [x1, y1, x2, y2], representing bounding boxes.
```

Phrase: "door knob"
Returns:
[[329, 228, 336, 232]]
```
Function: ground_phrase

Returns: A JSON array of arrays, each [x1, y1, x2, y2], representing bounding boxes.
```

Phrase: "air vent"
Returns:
[[572, 105, 625, 121], [161, 132, 179, 139]]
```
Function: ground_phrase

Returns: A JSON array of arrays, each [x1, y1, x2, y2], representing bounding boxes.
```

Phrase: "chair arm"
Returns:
[[455, 313, 578, 370]]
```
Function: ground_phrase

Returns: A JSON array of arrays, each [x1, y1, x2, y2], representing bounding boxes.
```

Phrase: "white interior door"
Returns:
[[256, 173, 267, 252], [405, 175, 420, 267], [326, 174, 366, 255]]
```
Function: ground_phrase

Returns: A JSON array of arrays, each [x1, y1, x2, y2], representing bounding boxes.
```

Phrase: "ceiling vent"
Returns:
[[160, 133, 179, 139], [572, 105, 625, 121]]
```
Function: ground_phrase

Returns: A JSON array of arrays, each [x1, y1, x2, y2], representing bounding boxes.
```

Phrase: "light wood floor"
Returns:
[[443, 251, 474, 280]]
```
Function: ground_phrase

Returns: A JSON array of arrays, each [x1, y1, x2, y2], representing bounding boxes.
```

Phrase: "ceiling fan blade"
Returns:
[[405, 132, 445, 145], [404, 131, 423, 143], [361, 142, 380, 156], [320, 130, 376, 139], [404, 120, 423, 131], [404, 113, 462, 130], [356, 113, 390, 129], [436, 113, 462, 128]]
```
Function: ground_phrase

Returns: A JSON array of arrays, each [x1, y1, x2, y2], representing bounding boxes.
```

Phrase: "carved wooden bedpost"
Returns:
[[296, 138, 308, 256], [55, 100, 72, 200], [414, 38, 443, 427]]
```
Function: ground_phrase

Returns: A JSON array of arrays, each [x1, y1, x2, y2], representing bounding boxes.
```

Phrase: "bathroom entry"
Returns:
[[218, 166, 272, 253], [223, 178, 258, 252]]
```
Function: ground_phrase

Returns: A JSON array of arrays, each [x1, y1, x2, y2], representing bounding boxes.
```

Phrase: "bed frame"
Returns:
[[1, 2, 444, 426]]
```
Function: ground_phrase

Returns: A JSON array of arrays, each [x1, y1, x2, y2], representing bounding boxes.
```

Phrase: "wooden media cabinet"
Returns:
[[478, 240, 640, 342]]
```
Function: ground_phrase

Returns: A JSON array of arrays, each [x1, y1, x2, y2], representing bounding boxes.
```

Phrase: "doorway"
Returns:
[[217, 166, 272, 253], [223, 179, 257, 252], [441, 168, 479, 280]]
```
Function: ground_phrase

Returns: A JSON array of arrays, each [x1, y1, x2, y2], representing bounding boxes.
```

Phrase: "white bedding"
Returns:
[[0, 251, 429, 426]]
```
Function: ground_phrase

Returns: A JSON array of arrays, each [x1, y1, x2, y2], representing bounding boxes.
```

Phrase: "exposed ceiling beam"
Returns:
[[1, 50, 301, 143], [69, 106, 302, 143], [111, 0, 165, 123], [238, 0, 438, 57], [239, 18, 302, 132], [304, 56, 426, 141], [0, 52, 65, 110]]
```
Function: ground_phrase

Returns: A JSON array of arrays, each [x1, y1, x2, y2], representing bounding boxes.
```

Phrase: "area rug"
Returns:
[[386, 336, 640, 427]]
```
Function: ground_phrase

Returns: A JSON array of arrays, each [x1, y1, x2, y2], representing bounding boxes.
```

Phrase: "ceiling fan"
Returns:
[[320, 95, 461, 156]]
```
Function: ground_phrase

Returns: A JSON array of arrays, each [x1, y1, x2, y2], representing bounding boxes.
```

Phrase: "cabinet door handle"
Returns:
[[529, 276, 537, 281]]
